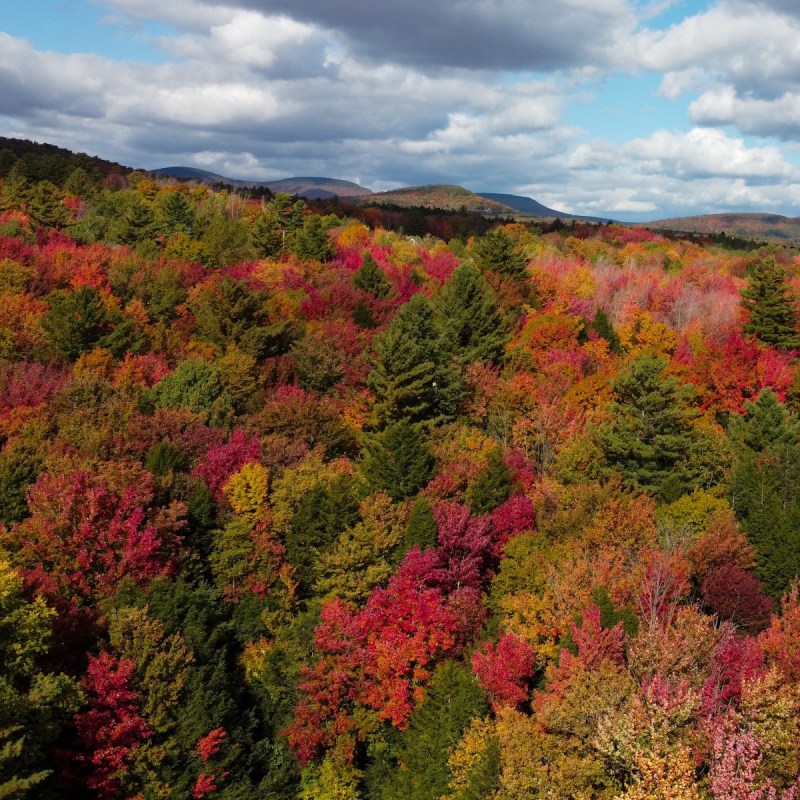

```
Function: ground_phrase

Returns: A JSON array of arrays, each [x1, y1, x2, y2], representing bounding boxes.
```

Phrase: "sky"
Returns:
[[2, 0, 800, 221]]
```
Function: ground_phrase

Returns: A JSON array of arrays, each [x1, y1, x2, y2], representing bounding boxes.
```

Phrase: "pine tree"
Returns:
[[294, 215, 334, 262], [590, 307, 621, 354], [404, 497, 438, 552], [595, 354, 702, 501], [367, 294, 462, 428], [740, 256, 800, 349], [728, 389, 800, 598], [42, 286, 110, 361], [354, 253, 392, 298], [471, 228, 528, 282], [361, 420, 434, 501], [435, 265, 510, 365], [465, 448, 515, 514], [381, 662, 488, 800]]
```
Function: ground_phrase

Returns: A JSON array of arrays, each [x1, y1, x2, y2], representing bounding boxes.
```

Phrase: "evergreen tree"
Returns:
[[284, 475, 361, 598], [380, 662, 489, 800], [404, 497, 438, 552], [367, 294, 462, 428], [595, 354, 703, 501], [0, 556, 81, 799], [190, 276, 293, 360], [590, 307, 621, 354], [471, 228, 527, 282], [728, 389, 800, 598], [435, 265, 510, 365], [294, 215, 334, 262], [740, 256, 800, 349], [42, 286, 110, 361], [361, 420, 435, 501], [465, 448, 514, 514], [250, 206, 284, 258], [353, 253, 392, 298]]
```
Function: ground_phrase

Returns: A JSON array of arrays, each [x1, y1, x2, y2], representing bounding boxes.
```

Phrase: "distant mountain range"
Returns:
[[152, 166, 800, 241], [152, 167, 604, 221], [645, 213, 800, 243], [149, 167, 371, 198]]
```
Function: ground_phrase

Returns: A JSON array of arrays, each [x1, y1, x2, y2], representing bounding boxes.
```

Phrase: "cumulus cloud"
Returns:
[[176, 0, 636, 72], [2, 0, 800, 221]]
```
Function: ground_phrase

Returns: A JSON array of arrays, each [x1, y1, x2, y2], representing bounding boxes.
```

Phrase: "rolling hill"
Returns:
[[150, 167, 372, 198], [477, 192, 610, 222], [645, 212, 800, 243]]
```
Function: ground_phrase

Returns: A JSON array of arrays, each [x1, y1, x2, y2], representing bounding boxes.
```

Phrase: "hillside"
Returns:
[[477, 191, 611, 222], [646, 212, 800, 243], [151, 166, 372, 198], [363, 183, 519, 216]]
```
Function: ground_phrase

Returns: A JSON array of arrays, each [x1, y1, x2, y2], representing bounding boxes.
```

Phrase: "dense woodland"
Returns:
[[3, 148, 800, 800]]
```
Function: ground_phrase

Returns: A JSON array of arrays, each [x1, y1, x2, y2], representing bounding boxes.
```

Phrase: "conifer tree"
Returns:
[[367, 294, 462, 428], [465, 448, 515, 514], [404, 497, 438, 552], [591, 307, 621, 354], [740, 256, 800, 349], [42, 286, 110, 361], [381, 662, 489, 800], [472, 228, 527, 282], [595, 354, 702, 500], [361, 420, 434, 501], [728, 389, 800, 598], [435, 265, 510, 365], [354, 253, 392, 298], [294, 215, 334, 262]]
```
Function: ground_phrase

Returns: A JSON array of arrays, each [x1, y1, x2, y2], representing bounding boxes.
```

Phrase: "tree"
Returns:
[[190, 276, 293, 360], [381, 662, 488, 800], [353, 253, 392, 298], [294, 215, 334, 262], [740, 256, 800, 349], [472, 228, 527, 282], [0, 555, 80, 798], [596, 354, 705, 501], [465, 447, 515, 514], [729, 389, 800, 598], [367, 294, 462, 428], [361, 420, 434, 501], [435, 265, 510, 365], [42, 286, 110, 361]]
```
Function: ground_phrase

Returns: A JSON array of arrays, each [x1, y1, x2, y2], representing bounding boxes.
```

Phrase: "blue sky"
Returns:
[[2, 0, 800, 221]]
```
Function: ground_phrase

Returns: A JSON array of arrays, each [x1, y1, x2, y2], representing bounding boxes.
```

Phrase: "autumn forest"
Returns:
[[3, 141, 800, 800]]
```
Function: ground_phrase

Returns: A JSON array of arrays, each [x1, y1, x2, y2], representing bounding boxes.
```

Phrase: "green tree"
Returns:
[[294, 215, 334, 262], [145, 358, 234, 426], [367, 294, 462, 428], [435, 265, 510, 365], [285, 475, 361, 599], [361, 420, 434, 501], [404, 497, 438, 552], [0, 555, 81, 798], [465, 447, 514, 514], [595, 354, 704, 501], [380, 662, 488, 800], [251, 206, 284, 258], [471, 228, 527, 282], [353, 254, 392, 298], [590, 307, 621, 354], [729, 389, 800, 598], [190, 276, 293, 360], [41, 286, 110, 361], [740, 256, 800, 349]]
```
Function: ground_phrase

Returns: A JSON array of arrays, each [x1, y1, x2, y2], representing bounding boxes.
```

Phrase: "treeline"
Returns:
[[2, 162, 800, 799]]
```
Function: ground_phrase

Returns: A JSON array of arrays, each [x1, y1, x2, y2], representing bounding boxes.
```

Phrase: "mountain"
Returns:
[[477, 192, 611, 222], [645, 212, 800, 243], [361, 184, 519, 216], [150, 167, 372, 198]]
